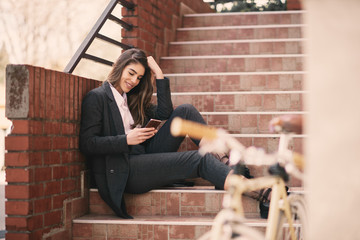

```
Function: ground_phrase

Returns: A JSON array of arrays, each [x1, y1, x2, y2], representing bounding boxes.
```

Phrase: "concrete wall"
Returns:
[[304, 0, 360, 239]]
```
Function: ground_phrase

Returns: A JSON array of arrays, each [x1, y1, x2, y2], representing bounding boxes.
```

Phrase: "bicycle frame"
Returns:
[[225, 174, 297, 240], [170, 116, 305, 240]]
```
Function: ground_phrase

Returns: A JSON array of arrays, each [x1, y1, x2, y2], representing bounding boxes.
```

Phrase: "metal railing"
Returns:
[[64, 0, 135, 74]]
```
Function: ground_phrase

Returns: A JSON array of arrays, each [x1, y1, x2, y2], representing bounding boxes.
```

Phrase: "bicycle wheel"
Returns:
[[275, 194, 308, 240], [198, 209, 264, 240], [199, 225, 264, 240]]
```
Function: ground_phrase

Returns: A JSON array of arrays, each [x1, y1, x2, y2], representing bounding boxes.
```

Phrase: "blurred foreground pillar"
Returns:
[[304, 0, 360, 239]]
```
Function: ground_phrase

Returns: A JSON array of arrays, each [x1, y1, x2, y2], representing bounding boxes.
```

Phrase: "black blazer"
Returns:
[[79, 79, 173, 218]]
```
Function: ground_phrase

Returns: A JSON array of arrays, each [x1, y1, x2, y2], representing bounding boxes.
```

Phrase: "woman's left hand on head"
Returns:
[[147, 56, 164, 79]]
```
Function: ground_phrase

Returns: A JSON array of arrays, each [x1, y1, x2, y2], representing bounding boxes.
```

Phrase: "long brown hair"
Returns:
[[106, 48, 153, 127]]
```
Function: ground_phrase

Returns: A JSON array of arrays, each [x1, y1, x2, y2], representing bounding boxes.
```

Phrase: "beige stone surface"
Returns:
[[304, 0, 360, 239]]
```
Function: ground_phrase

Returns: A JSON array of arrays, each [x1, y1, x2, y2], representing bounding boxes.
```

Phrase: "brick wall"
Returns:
[[121, 0, 213, 61], [5, 65, 100, 240]]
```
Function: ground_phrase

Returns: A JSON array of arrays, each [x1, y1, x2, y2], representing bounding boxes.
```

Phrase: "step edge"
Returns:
[[199, 111, 307, 115], [170, 38, 305, 45], [165, 71, 306, 77], [164, 90, 307, 95], [161, 54, 305, 60], [73, 215, 269, 227], [178, 24, 305, 31], [184, 10, 305, 17], [90, 188, 225, 194]]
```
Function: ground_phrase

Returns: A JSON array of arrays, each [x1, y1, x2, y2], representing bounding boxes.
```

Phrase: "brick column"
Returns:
[[5, 65, 99, 240], [121, 0, 213, 61]]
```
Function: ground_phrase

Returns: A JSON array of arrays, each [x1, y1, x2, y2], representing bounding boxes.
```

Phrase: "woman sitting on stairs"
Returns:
[[79, 48, 254, 219]]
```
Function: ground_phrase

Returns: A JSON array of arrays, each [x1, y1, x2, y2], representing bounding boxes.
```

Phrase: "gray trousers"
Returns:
[[125, 104, 231, 194]]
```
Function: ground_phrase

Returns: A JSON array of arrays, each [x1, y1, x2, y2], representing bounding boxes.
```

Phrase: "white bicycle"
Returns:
[[171, 115, 308, 240]]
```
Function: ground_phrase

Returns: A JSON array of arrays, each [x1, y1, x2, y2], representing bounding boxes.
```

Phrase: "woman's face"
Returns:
[[118, 62, 145, 94]]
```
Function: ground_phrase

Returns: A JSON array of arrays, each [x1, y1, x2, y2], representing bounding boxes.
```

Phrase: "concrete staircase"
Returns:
[[72, 10, 305, 240]]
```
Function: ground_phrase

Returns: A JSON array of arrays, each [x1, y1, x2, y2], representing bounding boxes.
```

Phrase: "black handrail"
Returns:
[[64, 0, 135, 74]]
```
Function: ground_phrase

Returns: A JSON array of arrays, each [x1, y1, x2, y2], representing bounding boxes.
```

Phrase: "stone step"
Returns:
[[178, 134, 304, 156], [199, 111, 305, 134], [176, 24, 304, 41], [182, 11, 304, 28], [161, 54, 304, 73], [167, 73, 304, 92], [72, 215, 268, 240], [168, 39, 304, 56], [89, 187, 259, 218], [153, 91, 305, 112], [76, 186, 304, 239], [89, 186, 304, 217]]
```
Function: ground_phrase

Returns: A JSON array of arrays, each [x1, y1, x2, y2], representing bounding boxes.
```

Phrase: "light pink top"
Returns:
[[110, 83, 134, 134]]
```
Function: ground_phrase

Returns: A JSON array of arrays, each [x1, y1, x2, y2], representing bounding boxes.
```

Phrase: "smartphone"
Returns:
[[144, 119, 162, 129]]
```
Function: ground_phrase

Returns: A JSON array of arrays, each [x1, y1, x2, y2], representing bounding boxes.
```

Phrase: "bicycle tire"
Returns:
[[197, 209, 264, 240], [275, 194, 308, 240], [198, 225, 264, 240]]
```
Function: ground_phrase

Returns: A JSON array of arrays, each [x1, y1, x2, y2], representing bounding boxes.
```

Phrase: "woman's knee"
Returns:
[[173, 104, 199, 117]]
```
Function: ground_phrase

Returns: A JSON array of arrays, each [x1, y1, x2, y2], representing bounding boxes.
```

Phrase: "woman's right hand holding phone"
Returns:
[[126, 127, 157, 145]]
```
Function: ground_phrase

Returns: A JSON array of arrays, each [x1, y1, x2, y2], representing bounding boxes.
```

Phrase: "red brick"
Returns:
[[43, 121, 61, 135], [69, 164, 82, 177], [30, 136, 52, 150], [53, 166, 68, 179], [69, 76, 74, 121], [44, 151, 61, 165], [72, 198, 88, 218], [29, 229, 44, 240], [30, 120, 43, 135], [35, 167, 52, 182], [34, 197, 51, 213], [52, 194, 67, 209], [5, 232, 30, 240], [45, 70, 51, 119], [55, 72, 62, 120], [166, 193, 180, 216], [62, 151, 77, 164], [169, 225, 195, 239], [58, 72, 65, 120], [69, 136, 78, 149], [62, 179, 77, 193], [72, 223, 93, 238], [11, 120, 29, 134], [39, 67, 46, 119], [6, 215, 43, 231], [61, 122, 75, 135], [6, 168, 31, 183], [5, 152, 30, 167], [6, 201, 31, 215], [34, 67, 40, 118], [5, 185, 30, 199], [52, 136, 69, 150], [44, 181, 61, 196], [6, 216, 28, 231], [74, 75, 79, 121], [28, 215, 44, 230], [44, 210, 62, 226], [5, 136, 29, 151], [108, 224, 137, 237], [64, 75, 70, 120], [181, 193, 205, 206], [48, 70, 57, 119], [30, 184, 44, 198]]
